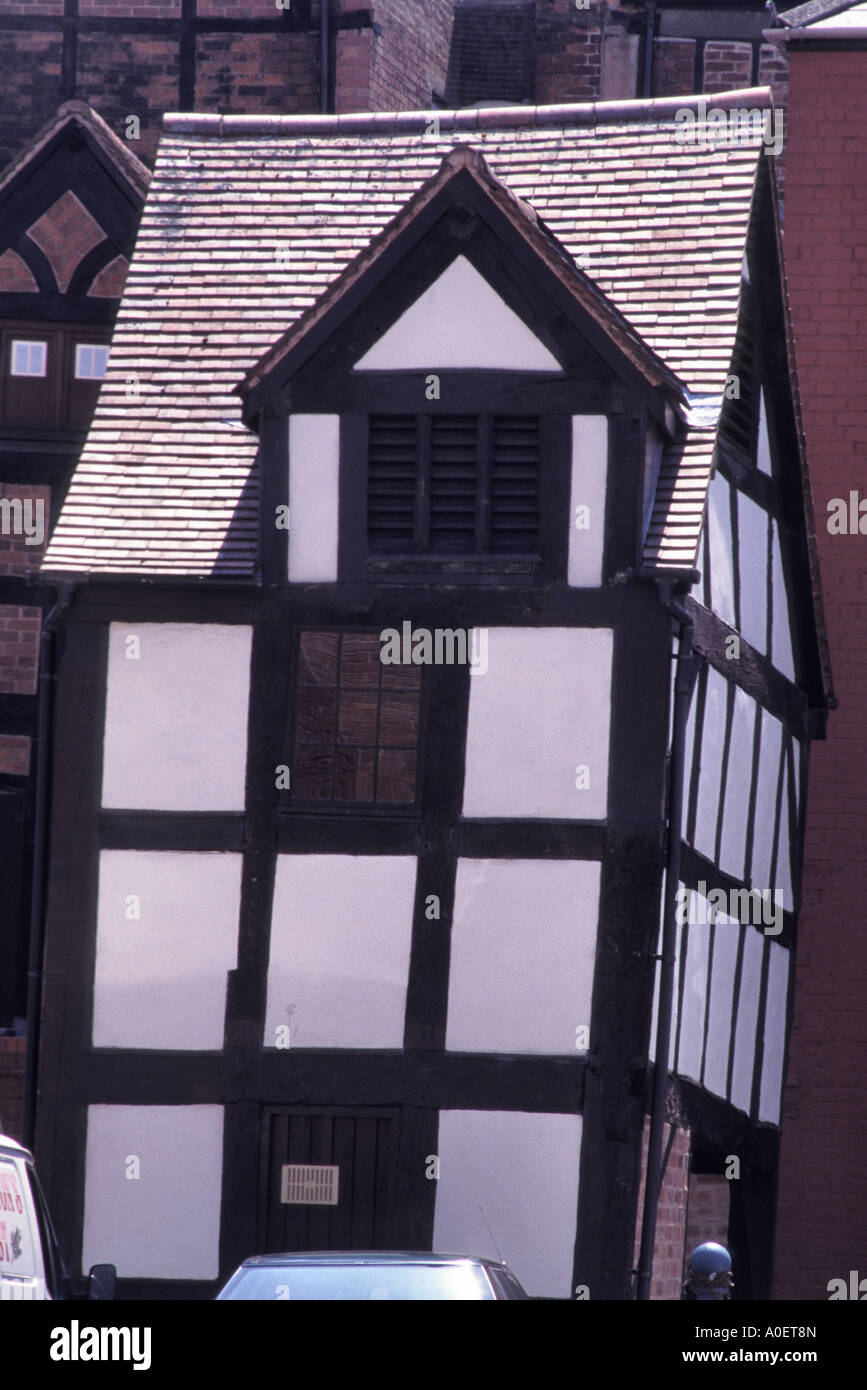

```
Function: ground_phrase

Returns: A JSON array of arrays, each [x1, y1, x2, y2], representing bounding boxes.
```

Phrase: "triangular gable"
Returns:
[[0, 101, 149, 300], [354, 255, 562, 371], [0, 100, 149, 204], [240, 146, 684, 415]]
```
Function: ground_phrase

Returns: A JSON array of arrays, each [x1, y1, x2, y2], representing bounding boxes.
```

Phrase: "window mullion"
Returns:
[[476, 414, 492, 553], [416, 413, 431, 551]]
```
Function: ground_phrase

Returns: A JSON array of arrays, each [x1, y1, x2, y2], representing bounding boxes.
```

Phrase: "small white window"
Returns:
[[10, 340, 47, 377], [75, 344, 109, 380]]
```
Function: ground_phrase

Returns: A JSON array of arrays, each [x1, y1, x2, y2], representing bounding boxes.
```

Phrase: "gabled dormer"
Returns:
[[240, 147, 686, 590], [0, 100, 148, 444]]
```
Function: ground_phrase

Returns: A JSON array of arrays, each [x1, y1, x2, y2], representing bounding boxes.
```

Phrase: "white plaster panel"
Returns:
[[751, 710, 782, 889], [102, 623, 252, 811], [677, 922, 709, 1084], [730, 929, 763, 1113], [92, 851, 241, 1050], [82, 1105, 223, 1279], [759, 942, 789, 1123], [462, 627, 612, 819], [706, 470, 736, 628], [288, 414, 340, 582], [446, 858, 600, 1055], [568, 416, 607, 586], [719, 684, 755, 882], [770, 521, 796, 681], [692, 665, 727, 859], [265, 855, 417, 1049], [433, 1109, 582, 1298], [704, 911, 740, 1099], [354, 256, 562, 371], [737, 490, 769, 654], [756, 388, 772, 476]]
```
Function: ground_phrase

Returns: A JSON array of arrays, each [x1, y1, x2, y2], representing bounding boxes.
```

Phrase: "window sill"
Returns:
[[367, 555, 540, 579]]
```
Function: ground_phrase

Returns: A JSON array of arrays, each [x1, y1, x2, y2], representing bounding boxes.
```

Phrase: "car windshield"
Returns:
[[222, 1261, 495, 1300]]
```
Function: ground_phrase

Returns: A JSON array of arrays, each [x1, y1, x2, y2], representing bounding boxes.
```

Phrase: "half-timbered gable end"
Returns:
[[37, 93, 829, 1300], [0, 101, 148, 1043]]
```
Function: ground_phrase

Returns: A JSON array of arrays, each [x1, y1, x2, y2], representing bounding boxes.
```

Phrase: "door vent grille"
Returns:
[[280, 1164, 340, 1206]]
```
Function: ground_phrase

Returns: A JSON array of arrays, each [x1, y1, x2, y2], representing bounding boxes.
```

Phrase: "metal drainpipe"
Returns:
[[320, 0, 330, 114], [635, 585, 693, 1300], [642, 2, 656, 99], [22, 582, 73, 1151]]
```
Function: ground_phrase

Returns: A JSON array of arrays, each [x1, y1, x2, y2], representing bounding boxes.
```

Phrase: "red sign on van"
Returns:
[[0, 1160, 36, 1277]]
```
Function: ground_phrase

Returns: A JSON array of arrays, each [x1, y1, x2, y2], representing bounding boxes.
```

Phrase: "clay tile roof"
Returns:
[[240, 144, 684, 403], [43, 91, 775, 578]]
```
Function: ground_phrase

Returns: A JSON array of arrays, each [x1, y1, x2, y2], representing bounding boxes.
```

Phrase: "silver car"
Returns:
[[216, 1251, 529, 1300]]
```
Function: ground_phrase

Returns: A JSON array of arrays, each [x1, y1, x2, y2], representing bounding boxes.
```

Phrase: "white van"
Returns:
[[0, 1132, 115, 1301]]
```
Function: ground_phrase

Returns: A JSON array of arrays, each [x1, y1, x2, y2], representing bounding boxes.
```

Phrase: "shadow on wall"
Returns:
[[444, 0, 537, 107]]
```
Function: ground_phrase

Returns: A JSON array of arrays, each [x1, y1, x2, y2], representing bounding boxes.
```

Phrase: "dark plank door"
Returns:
[[260, 1107, 400, 1254]]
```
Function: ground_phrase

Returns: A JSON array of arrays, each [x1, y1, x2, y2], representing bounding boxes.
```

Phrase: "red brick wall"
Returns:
[[77, 33, 179, 168], [0, 735, 32, 778], [0, 29, 63, 171], [686, 1174, 730, 1255], [0, 1038, 26, 1142], [0, 2, 797, 171], [442, 0, 534, 108], [0, 486, 50, 577], [633, 1118, 691, 1300], [197, 30, 318, 122], [773, 46, 867, 1301], [364, 0, 455, 113], [703, 41, 753, 96], [0, 607, 41, 700], [0, 483, 46, 703], [758, 41, 789, 111], [0, 1, 328, 169], [651, 38, 695, 98], [535, 0, 603, 105]]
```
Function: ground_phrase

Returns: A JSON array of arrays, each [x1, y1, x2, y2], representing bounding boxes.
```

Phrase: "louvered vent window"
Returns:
[[368, 414, 540, 555]]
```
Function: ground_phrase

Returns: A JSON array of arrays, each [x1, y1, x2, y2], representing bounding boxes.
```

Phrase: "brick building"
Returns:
[[766, 0, 867, 1302], [0, 2, 791, 178]]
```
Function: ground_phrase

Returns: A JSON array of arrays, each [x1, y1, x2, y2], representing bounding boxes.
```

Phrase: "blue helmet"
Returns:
[[684, 1242, 734, 1300]]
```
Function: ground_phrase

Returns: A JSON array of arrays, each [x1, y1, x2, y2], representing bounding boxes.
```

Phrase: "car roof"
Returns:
[[237, 1251, 511, 1270]]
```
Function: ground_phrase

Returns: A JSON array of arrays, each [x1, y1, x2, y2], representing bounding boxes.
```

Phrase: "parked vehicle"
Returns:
[[0, 1132, 116, 1301], [216, 1251, 529, 1300]]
